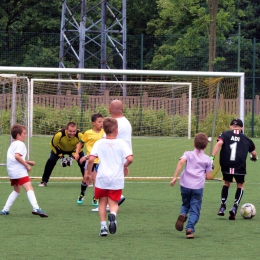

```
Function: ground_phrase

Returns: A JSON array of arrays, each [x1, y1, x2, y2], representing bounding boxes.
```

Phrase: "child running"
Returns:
[[85, 117, 133, 236], [170, 133, 212, 238], [1, 124, 48, 217]]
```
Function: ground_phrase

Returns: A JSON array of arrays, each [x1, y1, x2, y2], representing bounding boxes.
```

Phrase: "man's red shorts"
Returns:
[[10, 176, 30, 186], [94, 187, 122, 202]]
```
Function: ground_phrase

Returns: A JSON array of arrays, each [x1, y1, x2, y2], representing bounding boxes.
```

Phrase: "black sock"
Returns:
[[80, 181, 88, 196], [220, 185, 229, 208], [234, 188, 244, 209]]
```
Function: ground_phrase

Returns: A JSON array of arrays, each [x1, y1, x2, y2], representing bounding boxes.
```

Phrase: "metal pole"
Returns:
[[252, 37, 256, 137]]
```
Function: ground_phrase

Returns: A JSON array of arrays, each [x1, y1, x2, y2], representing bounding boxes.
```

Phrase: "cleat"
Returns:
[[217, 207, 226, 216], [118, 195, 125, 206], [229, 207, 237, 220], [32, 208, 48, 218], [175, 214, 187, 231], [99, 226, 108, 236], [0, 210, 10, 215], [38, 182, 47, 187], [77, 195, 84, 205], [186, 229, 194, 239], [108, 213, 117, 234], [92, 198, 99, 206]]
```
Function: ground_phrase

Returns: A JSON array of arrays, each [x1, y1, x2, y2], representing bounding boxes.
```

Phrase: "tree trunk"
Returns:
[[208, 0, 218, 71]]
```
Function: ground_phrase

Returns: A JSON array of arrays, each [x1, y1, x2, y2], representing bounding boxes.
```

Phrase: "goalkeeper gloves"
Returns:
[[61, 157, 67, 167], [209, 155, 215, 170], [66, 156, 73, 166], [250, 154, 258, 162]]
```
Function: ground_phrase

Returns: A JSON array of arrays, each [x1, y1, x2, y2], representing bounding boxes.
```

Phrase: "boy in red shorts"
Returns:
[[1, 124, 48, 217], [86, 117, 133, 236]]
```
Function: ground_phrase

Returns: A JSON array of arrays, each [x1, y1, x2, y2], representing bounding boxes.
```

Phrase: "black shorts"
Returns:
[[222, 173, 245, 184]]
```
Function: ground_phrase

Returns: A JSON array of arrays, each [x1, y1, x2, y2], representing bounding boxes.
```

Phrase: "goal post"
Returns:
[[0, 67, 245, 180]]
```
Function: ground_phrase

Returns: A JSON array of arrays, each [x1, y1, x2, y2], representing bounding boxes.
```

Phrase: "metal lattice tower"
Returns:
[[59, 0, 127, 75]]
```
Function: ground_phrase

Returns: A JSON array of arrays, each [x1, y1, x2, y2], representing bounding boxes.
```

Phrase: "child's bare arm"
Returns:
[[15, 153, 31, 172], [170, 158, 186, 186]]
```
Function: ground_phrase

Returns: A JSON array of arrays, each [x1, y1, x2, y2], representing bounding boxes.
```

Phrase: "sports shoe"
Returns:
[[92, 198, 99, 206], [186, 229, 194, 239], [118, 195, 125, 206], [108, 213, 117, 234], [175, 214, 187, 231], [0, 210, 10, 215], [39, 181, 47, 187], [32, 208, 48, 218], [99, 226, 108, 236], [229, 207, 237, 220], [77, 195, 84, 205], [91, 206, 110, 212], [217, 207, 226, 216]]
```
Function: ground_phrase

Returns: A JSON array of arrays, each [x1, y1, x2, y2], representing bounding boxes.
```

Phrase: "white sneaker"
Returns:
[[91, 206, 110, 212]]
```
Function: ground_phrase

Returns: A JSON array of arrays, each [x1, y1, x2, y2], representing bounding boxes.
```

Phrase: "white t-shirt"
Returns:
[[116, 116, 132, 150], [90, 138, 133, 189], [7, 140, 28, 179]]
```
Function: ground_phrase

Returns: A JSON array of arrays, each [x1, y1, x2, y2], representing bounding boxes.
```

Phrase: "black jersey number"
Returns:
[[229, 142, 237, 161]]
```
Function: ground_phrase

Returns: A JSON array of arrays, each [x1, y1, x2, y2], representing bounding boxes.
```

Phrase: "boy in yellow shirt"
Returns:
[[74, 113, 104, 205]]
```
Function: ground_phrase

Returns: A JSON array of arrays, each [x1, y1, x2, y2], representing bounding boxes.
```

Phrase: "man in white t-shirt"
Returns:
[[109, 99, 132, 206], [91, 100, 133, 212]]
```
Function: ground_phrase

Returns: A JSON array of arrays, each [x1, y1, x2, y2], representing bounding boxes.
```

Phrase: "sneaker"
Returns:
[[99, 226, 108, 236], [108, 213, 117, 234], [229, 207, 237, 220], [217, 207, 226, 216], [0, 210, 10, 215], [77, 195, 84, 205], [118, 195, 125, 206], [32, 208, 48, 218], [186, 229, 194, 239], [175, 214, 187, 231], [38, 182, 47, 187], [92, 198, 99, 206], [91, 206, 110, 212]]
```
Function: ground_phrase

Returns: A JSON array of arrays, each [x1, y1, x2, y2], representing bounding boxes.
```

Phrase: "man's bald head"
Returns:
[[109, 99, 123, 118]]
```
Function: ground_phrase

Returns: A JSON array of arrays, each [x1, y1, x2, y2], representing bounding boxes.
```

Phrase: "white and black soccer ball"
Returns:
[[240, 203, 256, 219]]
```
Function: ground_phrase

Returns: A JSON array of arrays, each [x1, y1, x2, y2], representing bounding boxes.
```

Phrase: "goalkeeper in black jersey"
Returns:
[[39, 122, 85, 186], [211, 118, 257, 220]]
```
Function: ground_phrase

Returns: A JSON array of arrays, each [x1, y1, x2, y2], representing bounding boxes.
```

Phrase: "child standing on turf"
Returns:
[[1, 124, 48, 217], [74, 113, 104, 206], [170, 133, 212, 239], [85, 117, 133, 236]]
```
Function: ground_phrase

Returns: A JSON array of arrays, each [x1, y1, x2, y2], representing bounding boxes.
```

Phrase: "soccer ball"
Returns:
[[240, 203, 256, 219]]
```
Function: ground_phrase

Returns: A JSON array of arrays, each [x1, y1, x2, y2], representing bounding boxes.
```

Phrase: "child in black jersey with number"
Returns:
[[211, 119, 257, 220]]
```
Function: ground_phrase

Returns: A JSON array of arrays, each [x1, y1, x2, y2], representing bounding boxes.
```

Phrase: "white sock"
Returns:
[[101, 221, 107, 228], [27, 190, 39, 210], [3, 191, 20, 211], [110, 212, 117, 217]]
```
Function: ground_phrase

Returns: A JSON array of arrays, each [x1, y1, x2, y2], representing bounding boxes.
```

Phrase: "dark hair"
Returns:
[[103, 117, 118, 134], [194, 132, 208, 150], [91, 113, 103, 122], [11, 124, 26, 139], [65, 122, 77, 129]]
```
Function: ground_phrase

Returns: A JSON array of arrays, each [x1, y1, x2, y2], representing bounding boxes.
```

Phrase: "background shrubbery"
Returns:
[[0, 105, 258, 137]]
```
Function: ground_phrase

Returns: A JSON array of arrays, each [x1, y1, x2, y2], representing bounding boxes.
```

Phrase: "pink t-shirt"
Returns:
[[179, 149, 212, 189]]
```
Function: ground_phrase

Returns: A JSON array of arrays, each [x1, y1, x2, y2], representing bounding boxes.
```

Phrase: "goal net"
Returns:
[[0, 68, 244, 181]]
